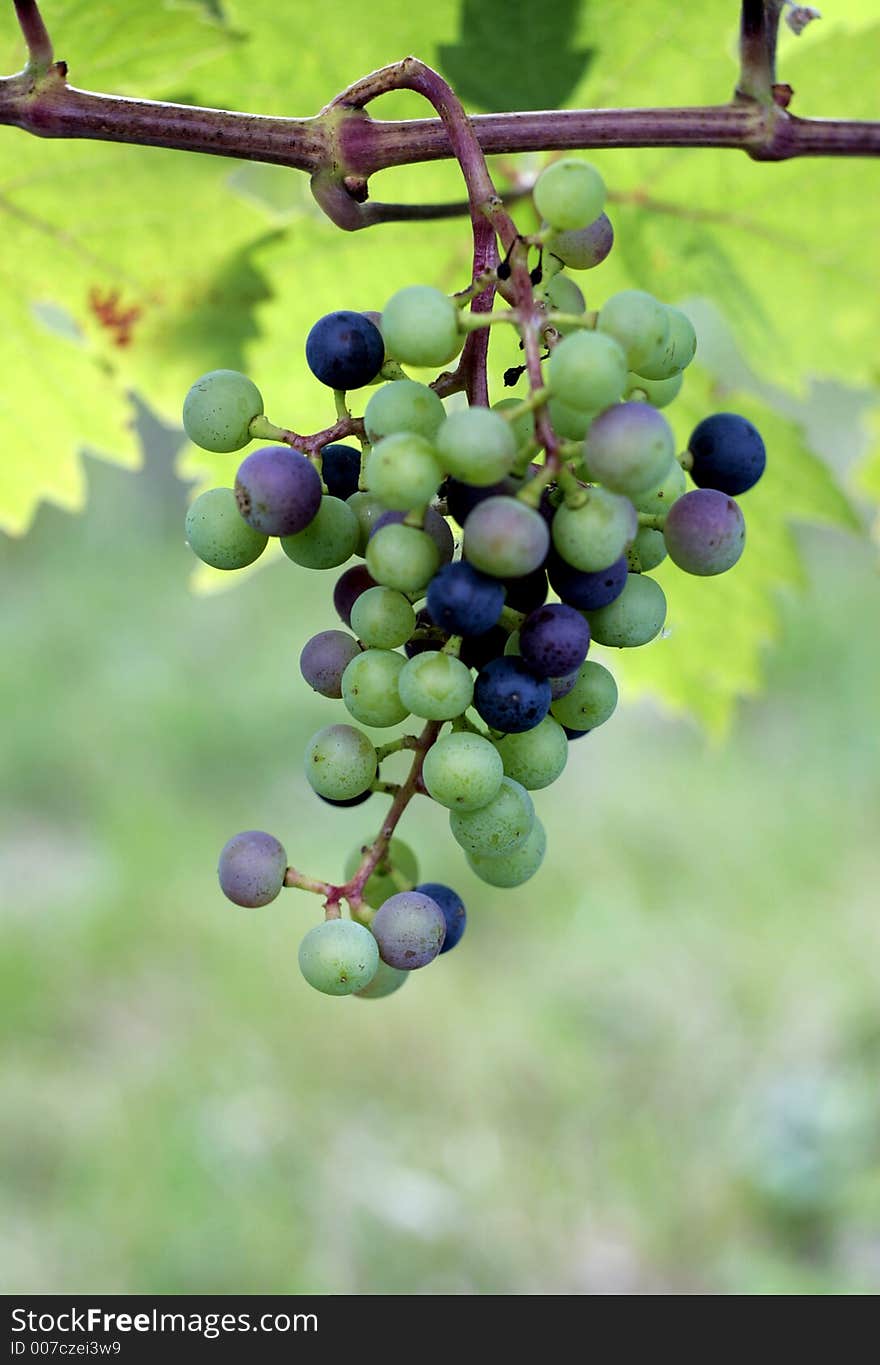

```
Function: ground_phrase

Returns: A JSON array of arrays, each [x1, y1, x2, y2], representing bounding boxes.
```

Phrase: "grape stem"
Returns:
[[248, 412, 364, 457], [13, 0, 53, 75], [638, 511, 668, 530], [283, 867, 335, 898]]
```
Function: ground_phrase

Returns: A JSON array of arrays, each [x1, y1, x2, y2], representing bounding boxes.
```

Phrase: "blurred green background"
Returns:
[[2, 410, 878, 1295]]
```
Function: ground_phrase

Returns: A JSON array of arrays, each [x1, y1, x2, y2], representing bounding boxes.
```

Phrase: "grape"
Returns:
[[503, 629, 520, 656], [344, 838, 419, 909], [504, 632, 580, 699], [426, 561, 505, 637], [182, 370, 263, 453], [354, 959, 409, 999], [547, 549, 628, 611], [305, 724, 377, 800], [333, 564, 377, 627], [436, 407, 517, 486], [185, 487, 268, 570], [321, 443, 362, 501], [305, 311, 385, 390], [585, 573, 667, 647], [347, 490, 388, 555], [235, 446, 322, 537], [371, 890, 447, 969], [467, 817, 546, 887], [502, 567, 548, 615], [450, 776, 534, 857], [597, 290, 670, 376], [317, 789, 374, 809], [540, 273, 587, 334], [364, 379, 445, 443], [300, 629, 362, 699], [473, 657, 552, 733], [422, 731, 504, 812], [350, 586, 416, 650], [688, 413, 767, 495], [405, 608, 447, 659], [381, 286, 462, 368], [218, 830, 287, 908], [280, 494, 359, 569], [444, 475, 519, 527], [663, 488, 746, 576], [548, 398, 595, 441], [519, 603, 591, 678], [415, 882, 466, 954], [365, 433, 443, 511], [341, 648, 410, 728], [546, 214, 614, 270], [633, 305, 697, 381], [458, 625, 509, 671], [546, 331, 628, 412], [550, 659, 618, 732], [493, 716, 568, 790], [624, 370, 683, 408], [397, 651, 474, 721], [298, 919, 379, 996], [366, 522, 441, 593], [632, 459, 687, 516], [371, 508, 455, 567], [582, 402, 675, 496], [492, 399, 535, 453], [551, 489, 637, 573], [627, 526, 667, 572], [464, 497, 550, 579], [534, 158, 606, 230]]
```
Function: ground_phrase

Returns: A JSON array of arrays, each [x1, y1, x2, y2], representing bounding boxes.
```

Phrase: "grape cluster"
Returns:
[[183, 157, 767, 1001]]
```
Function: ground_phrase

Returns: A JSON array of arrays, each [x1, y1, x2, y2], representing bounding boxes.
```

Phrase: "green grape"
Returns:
[[504, 630, 520, 657], [397, 651, 474, 721], [184, 487, 268, 570], [449, 777, 534, 857], [344, 838, 419, 909], [436, 407, 517, 486], [347, 490, 388, 555], [625, 371, 683, 409], [541, 272, 587, 334], [533, 159, 606, 230], [182, 370, 263, 453], [597, 290, 670, 377], [582, 403, 675, 497], [364, 380, 445, 443], [546, 331, 627, 412], [550, 660, 618, 732], [631, 459, 687, 516], [585, 573, 667, 647], [549, 398, 595, 441], [381, 286, 463, 368], [627, 526, 667, 572], [493, 716, 568, 790], [365, 433, 443, 511], [366, 522, 440, 594], [552, 489, 637, 572], [280, 495, 358, 569], [633, 305, 697, 381], [305, 724, 377, 800], [341, 649, 410, 728], [350, 586, 416, 649], [467, 817, 546, 888], [422, 731, 504, 812], [298, 919, 379, 996], [492, 399, 535, 457], [355, 959, 409, 999]]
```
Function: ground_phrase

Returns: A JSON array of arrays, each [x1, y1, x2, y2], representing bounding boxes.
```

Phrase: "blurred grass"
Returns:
[[1, 414, 879, 1295]]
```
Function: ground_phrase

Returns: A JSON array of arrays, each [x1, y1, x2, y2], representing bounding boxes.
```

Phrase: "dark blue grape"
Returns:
[[218, 830, 287, 908], [426, 561, 505, 637], [370, 507, 455, 566], [444, 475, 519, 527], [316, 787, 375, 808], [458, 625, 509, 671], [321, 443, 362, 501], [473, 657, 552, 734], [305, 311, 385, 390], [415, 882, 466, 954], [519, 603, 591, 679], [503, 567, 548, 615], [547, 551, 628, 610], [563, 726, 591, 740], [333, 564, 377, 628], [404, 608, 447, 659], [688, 413, 766, 495], [235, 446, 322, 537]]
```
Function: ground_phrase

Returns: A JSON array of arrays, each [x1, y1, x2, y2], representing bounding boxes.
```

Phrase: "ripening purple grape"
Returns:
[[218, 830, 287, 908], [519, 603, 591, 679], [547, 551, 628, 610], [235, 446, 322, 537], [663, 488, 746, 576], [300, 630, 362, 699], [333, 564, 377, 628], [371, 891, 447, 969], [547, 213, 614, 271], [463, 497, 550, 579]]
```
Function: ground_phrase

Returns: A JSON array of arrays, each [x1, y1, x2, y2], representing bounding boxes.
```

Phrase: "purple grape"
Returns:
[[371, 891, 446, 969], [688, 413, 767, 495], [464, 497, 550, 579], [333, 564, 377, 627], [502, 567, 548, 614], [235, 446, 322, 537], [519, 604, 591, 678], [415, 882, 466, 954], [300, 630, 361, 699], [218, 830, 287, 908], [305, 311, 385, 390], [458, 625, 509, 671], [547, 551, 628, 610], [371, 507, 455, 566], [426, 561, 505, 637], [473, 657, 552, 733], [404, 608, 448, 659], [550, 671, 579, 700], [321, 443, 362, 501], [444, 475, 519, 527], [664, 488, 746, 576], [547, 213, 614, 271]]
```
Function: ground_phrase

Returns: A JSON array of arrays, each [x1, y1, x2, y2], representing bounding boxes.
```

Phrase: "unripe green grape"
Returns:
[[347, 490, 388, 555], [627, 526, 667, 572], [552, 489, 637, 573], [355, 959, 409, 999], [634, 305, 697, 381], [298, 919, 379, 996], [492, 398, 535, 456], [548, 397, 595, 441], [185, 487, 268, 570], [280, 495, 358, 569], [550, 659, 618, 732], [631, 459, 687, 516], [541, 273, 587, 334], [364, 380, 446, 443], [305, 724, 377, 800], [397, 651, 474, 721], [366, 522, 440, 594], [365, 433, 443, 511], [585, 573, 667, 647], [435, 407, 517, 487], [182, 369, 263, 453], [350, 586, 416, 650], [625, 371, 683, 409], [493, 716, 568, 790], [467, 817, 546, 887], [341, 649, 410, 728], [449, 777, 534, 857], [534, 159, 606, 231], [597, 290, 670, 377], [504, 630, 520, 657], [381, 286, 462, 368], [422, 731, 504, 812], [547, 331, 627, 412]]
